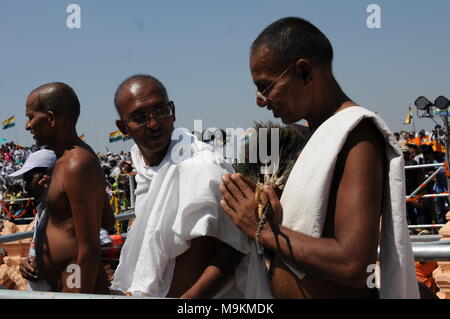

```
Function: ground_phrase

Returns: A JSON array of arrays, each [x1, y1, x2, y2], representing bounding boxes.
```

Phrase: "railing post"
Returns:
[[129, 174, 135, 209]]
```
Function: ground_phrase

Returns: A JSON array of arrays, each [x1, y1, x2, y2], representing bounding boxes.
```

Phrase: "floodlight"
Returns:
[[435, 96, 450, 110], [415, 96, 433, 111]]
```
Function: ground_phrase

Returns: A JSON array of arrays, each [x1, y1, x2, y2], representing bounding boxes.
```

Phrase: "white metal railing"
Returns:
[[408, 224, 444, 229], [405, 163, 443, 170], [0, 290, 162, 299]]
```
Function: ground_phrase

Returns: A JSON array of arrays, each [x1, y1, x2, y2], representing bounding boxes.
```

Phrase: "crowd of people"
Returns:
[[394, 128, 449, 227], [0, 144, 135, 219]]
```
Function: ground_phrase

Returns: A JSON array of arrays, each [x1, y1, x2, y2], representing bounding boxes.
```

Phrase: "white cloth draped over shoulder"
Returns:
[[280, 106, 419, 299], [111, 130, 272, 298]]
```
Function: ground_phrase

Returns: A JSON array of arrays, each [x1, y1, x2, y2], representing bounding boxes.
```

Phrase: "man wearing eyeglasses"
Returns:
[[110, 75, 261, 298], [220, 17, 419, 298]]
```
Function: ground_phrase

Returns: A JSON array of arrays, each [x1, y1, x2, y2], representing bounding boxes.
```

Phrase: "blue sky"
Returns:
[[0, 0, 449, 153]]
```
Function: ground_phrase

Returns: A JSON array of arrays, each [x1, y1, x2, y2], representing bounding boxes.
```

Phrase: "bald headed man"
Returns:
[[25, 82, 114, 293]]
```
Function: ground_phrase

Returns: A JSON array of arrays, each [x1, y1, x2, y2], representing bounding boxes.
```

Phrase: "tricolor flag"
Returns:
[[122, 134, 131, 142], [109, 130, 123, 143], [79, 134, 85, 141], [2, 116, 15, 130], [404, 107, 413, 125]]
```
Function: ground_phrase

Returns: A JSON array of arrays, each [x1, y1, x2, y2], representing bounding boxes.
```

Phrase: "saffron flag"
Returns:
[[404, 108, 413, 125], [2, 116, 15, 130], [109, 130, 123, 143]]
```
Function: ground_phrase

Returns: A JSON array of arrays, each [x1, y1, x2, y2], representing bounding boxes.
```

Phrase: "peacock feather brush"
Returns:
[[233, 121, 309, 219]]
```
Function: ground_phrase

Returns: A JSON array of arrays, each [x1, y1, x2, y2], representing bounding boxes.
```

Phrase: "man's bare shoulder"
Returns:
[[343, 118, 385, 155], [59, 145, 101, 176]]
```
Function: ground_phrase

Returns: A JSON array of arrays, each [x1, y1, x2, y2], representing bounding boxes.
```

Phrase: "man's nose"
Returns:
[[256, 96, 268, 108], [25, 120, 31, 131], [255, 91, 269, 108], [146, 116, 160, 130]]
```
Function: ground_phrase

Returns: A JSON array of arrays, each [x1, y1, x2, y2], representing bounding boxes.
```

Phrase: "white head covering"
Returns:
[[9, 149, 56, 178]]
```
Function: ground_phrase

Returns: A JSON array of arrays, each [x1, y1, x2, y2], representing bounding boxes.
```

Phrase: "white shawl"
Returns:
[[111, 130, 272, 298], [280, 106, 419, 299]]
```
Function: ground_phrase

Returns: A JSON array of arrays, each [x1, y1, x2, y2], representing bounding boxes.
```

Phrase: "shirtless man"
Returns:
[[111, 75, 248, 298], [25, 82, 114, 293], [220, 17, 418, 298]]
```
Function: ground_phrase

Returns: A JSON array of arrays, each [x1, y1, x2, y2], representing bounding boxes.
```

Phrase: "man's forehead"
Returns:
[[26, 92, 40, 110], [250, 44, 278, 72], [118, 79, 165, 113], [250, 44, 285, 83], [121, 80, 164, 103]]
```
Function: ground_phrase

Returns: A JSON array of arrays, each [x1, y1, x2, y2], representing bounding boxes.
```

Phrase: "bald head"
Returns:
[[114, 74, 168, 117], [30, 82, 80, 122]]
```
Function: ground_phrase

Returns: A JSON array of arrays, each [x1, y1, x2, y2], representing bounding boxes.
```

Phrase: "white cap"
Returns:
[[99, 228, 112, 246], [9, 149, 56, 178]]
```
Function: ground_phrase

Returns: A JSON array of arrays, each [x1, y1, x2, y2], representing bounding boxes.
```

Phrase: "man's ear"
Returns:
[[47, 111, 56, 128], [38, 175, 51, 189], [116, 119, 129, 136], [171, 102, 176, 122], [294, 59, 313, 85]]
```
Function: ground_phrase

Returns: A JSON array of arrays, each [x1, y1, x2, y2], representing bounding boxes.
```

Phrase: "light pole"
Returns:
[[435, 96, 450, 204], [414, 96, 450, 204]]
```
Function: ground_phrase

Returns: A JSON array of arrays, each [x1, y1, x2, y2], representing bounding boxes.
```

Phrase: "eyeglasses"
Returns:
[[124, 101, 174, 127], [256, 63, 295, 104]]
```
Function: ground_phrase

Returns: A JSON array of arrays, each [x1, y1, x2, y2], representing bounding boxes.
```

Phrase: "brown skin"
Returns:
[[25, 84, 113, 293], [115, 78, 243, 298], [220, 45, 384, 298]]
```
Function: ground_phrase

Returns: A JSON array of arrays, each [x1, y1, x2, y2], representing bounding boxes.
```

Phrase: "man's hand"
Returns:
[[262, 184, 283, 226], [19, 256, 39, 282], [219, 173, 261, 239]]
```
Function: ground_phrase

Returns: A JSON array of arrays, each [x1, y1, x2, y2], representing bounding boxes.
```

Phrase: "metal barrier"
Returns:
[[0, 211, 135, 244], [412, 245, 450, 261], [0, 290, 160, 299], [1, 198, 35, 203], [410, 235, 442, 242], [408, 224, 444, 229], [412, 240, 450, 246], [413, 193, 449, 199], [405, 163, 443, 170], [0, 230, 33, 244], [129, 174, 136, 209], [406, 166, 444, 199]]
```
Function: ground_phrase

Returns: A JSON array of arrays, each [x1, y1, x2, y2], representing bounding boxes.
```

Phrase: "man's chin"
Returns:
[[280, 117, 295, 125], [143, 136, 171, 151]]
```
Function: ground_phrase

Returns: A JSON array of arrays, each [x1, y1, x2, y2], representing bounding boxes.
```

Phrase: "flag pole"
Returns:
[[14, 117, 18, 145]]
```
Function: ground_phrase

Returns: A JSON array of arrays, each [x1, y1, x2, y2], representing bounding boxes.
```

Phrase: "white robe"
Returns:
[[280, 106, 419, 299], [111, 130, 272, 298]]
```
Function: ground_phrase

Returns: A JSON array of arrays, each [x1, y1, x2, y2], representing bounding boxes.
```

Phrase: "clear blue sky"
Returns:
[[1, 0, 449, 153]]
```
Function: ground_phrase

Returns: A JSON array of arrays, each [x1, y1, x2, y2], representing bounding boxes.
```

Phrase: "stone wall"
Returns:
[[0, 220, 32, 291]]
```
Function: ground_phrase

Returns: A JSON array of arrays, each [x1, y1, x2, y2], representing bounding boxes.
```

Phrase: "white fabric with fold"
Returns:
[[111, 130, 272, 298], [280, 106, 419, 299]]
